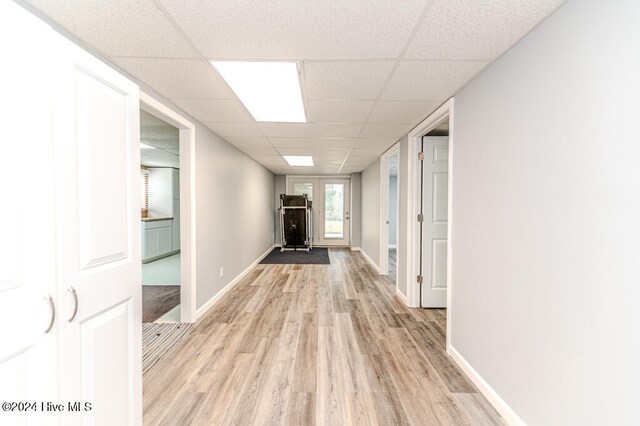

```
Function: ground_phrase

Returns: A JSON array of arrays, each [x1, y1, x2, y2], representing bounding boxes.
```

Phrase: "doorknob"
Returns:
[[44, 294, 55, 333], [67, 287, 78, 322]]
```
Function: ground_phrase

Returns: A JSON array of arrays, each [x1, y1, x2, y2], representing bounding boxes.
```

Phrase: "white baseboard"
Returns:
[[447, 344, 525, 426], [395, 287, 408, 305], [195, 244, 275, 321], [350, 246, 361, 252], [359, 249, 381, 274]]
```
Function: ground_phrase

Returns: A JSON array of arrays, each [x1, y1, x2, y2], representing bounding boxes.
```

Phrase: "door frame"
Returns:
[[406, 98, 454, 345], [379, 143, 400, 276], [286, 175, 351, 247], [140, 92, 197, 323]]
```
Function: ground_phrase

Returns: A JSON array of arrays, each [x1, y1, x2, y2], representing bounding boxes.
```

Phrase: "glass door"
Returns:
[[287, 177, 350, 246]]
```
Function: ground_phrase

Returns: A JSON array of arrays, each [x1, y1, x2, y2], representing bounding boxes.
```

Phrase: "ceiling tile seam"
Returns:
[[150, 0, 264, 135], [357, 0, 437, 138]]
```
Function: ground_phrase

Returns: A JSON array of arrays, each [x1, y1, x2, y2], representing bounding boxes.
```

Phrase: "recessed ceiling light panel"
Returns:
[[140, 143, 155, 149], [211, 61, 306, 123], [283, 155, 314, 167]]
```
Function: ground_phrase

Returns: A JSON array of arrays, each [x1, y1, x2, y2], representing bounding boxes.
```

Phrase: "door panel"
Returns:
[[56, 41, 141, 425], [319, 180, 350, 246], [421, 136, 449, 307], [80, 300, 133, 424], [287, 177, 350, 246], [0, 2, 60, 423]]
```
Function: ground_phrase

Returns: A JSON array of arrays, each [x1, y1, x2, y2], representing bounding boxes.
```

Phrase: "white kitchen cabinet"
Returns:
[[0, 3, 142, 424], [142, 219, 174, 262]]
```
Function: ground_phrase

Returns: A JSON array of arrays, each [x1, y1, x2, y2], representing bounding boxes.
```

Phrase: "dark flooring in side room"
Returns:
[[143, 285, 180, 323]]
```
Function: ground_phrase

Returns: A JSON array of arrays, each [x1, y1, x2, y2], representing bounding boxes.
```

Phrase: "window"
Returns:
[[141, 168, 149, 217]]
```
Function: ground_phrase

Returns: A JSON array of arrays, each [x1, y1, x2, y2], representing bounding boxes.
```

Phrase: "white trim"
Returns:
[[395, 287, 408, 305], [195, 244, 276, 321], [379, 143, 399, 277], [406, 98, 455, 346], [447, 345, 525, 426], [350, 246, 361, 252], [389, 244, 397, 249], [359, 249, 381, 274], [140, 91, 197, 323]]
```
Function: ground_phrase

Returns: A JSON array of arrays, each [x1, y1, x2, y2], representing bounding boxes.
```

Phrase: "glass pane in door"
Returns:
[[293, 182, 313, 201], [324, 183, 344, 239]]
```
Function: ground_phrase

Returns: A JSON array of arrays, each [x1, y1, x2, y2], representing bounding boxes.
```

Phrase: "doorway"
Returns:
[[286, 176, 351, 246], [379, 145, 400, 281], [140, 92, 196, 324], [140, 110, 181, 323], [405, 98, 454, 345]]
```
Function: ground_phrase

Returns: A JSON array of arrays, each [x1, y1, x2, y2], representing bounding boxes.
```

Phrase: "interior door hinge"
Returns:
[[417, 275, 423, 284], [418, 151, 425, 161], [417, 213, 424, 222]]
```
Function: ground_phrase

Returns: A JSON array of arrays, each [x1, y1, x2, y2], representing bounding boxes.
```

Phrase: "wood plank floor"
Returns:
[[143, 248, 502, 425]]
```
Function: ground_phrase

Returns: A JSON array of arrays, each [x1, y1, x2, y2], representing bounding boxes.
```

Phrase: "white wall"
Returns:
[[195, 125, 274, 308], [274, 174, 286, 245], [350, 172, 362, 248], [388, 175, 397, 246], [450, 0, 640, 424], [397, 135, 409, 297], [361, 159, 380, 268]]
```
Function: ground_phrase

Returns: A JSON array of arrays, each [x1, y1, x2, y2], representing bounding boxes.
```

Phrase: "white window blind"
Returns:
[[140, 168, 149, 214]]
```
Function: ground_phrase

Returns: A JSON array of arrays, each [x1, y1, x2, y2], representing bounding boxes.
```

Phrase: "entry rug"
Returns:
[[260, 247, 330, 264], [142, 322, 193, 376]]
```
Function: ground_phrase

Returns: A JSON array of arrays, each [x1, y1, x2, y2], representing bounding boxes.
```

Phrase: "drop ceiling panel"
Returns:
[[258, 123, 362, 138], [203, 122, 265, 138], [141, 110, 170, 126], [237, 146, 280, 157], [368, 101, 440, 124], [172, 99, 251, 123], [225, 137, 272, 148], [405, 0, 565, 60], [114, 58, 233, 99], [140, 126, 179, 140], [359, 123, 412, 139], [304, 61, 396, 100], [352, 138, 398, 151], [25, 0, 198, 58], [348, 149, 385, 160], [158, 0, 429, 59], [251, 155, 289, 167], [141, 139, 179, 150], [269, 138, 354, 149], [307, 100, 375, 123], [382, 60, 489, 101]]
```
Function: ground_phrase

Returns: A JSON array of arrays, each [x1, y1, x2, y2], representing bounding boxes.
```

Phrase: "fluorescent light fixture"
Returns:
[[140, 143, 155, 149], [211, 61, 306, 123], [283, 155, 314, 167]]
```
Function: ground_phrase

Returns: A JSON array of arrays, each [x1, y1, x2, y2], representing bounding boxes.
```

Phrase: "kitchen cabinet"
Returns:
[[141, 219, 174, 262]]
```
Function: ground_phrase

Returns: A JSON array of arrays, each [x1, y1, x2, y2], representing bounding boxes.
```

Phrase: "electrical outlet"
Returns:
[[219, 267, 224, 278]]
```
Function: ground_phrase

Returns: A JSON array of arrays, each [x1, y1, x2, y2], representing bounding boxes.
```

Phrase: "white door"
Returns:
[[0, 3, 61, 424], [421, 136, 449, 307], [287, 177, 350, 246], [54, 42, 142, 425]]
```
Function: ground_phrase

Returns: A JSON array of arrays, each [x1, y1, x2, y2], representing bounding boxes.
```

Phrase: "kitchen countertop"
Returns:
[[141, 217, 173, 222]]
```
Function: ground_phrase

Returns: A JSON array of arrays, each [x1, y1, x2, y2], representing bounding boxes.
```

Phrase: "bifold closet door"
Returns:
[[54, 40, 142, 425], [0, 3, 61, 424]]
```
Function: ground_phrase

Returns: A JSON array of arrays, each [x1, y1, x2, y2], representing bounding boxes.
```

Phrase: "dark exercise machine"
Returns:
[[279, 194, 313, 252]]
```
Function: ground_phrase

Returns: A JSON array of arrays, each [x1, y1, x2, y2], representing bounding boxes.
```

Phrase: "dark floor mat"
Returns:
[[260, 247, 330, 265], [143, 285, 180, 323]]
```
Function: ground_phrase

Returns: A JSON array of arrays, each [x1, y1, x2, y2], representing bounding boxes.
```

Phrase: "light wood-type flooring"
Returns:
[[143, 248, 502, 425]]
